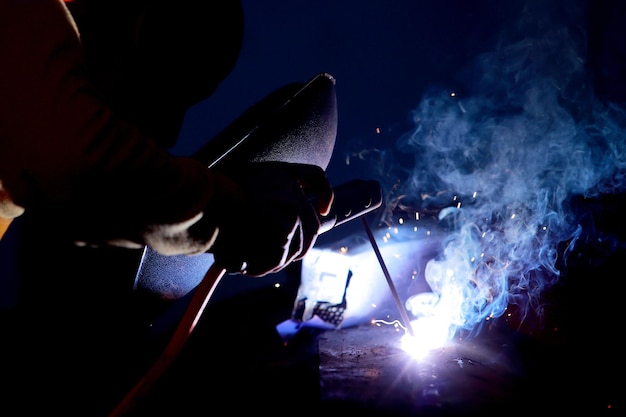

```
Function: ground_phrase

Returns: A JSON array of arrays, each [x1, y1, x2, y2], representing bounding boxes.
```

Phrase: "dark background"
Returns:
[[173, 0, 515, 185], [2, 0, 626, 415]]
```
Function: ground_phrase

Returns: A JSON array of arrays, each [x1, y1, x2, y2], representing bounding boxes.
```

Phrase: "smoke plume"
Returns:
[[368, 0, 626, 338]]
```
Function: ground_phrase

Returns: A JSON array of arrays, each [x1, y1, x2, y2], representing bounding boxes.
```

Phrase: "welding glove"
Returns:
[[207, 161, 334, 277]]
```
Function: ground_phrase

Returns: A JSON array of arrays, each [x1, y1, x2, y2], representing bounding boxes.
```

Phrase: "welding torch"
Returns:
[[108, 177, 383, 417]]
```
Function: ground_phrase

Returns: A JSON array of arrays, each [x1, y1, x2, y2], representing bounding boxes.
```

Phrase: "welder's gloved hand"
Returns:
[[210, 161, 334, 277]]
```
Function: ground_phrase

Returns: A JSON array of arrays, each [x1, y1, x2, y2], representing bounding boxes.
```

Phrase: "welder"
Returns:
[[0, 0, 335, 415]]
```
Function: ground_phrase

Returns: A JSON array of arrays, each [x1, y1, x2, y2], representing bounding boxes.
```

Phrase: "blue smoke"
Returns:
[[366, 0, 626, 338]]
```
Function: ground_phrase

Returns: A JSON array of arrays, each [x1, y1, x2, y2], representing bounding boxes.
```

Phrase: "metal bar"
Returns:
[[361, 217, 415, 337]]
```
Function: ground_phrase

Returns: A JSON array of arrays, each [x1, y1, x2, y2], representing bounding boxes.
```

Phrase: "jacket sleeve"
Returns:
[[0, 0, 229, 255]]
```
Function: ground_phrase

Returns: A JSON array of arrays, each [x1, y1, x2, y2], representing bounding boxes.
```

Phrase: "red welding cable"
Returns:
[[107, 262, 227, 417]]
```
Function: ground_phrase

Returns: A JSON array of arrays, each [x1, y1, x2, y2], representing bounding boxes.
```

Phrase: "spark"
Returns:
[[371, 318, 405, 329]]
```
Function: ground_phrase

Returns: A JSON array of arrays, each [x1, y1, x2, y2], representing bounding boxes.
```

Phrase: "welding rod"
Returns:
[[361, 217, 415, 337]]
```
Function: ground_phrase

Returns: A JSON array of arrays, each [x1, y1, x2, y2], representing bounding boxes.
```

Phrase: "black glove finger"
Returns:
[[292, 190, 321, 262], [287, 163, 334, 216], [239, 238, 291, 276], [281, 215, 307, 267], [264, 177, 320, 266], [240, 201, 312, 276]]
